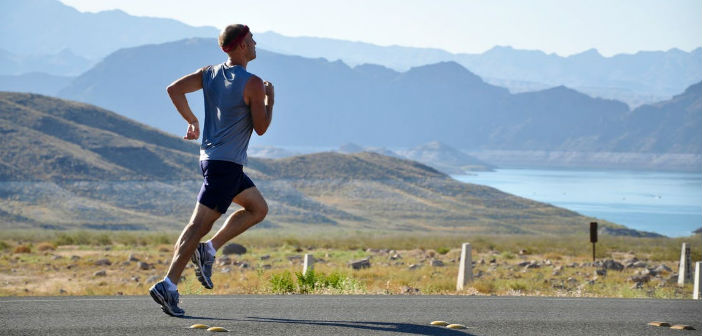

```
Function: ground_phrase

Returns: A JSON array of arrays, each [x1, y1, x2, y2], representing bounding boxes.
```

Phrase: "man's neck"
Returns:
[[226, 56, 248, 69]]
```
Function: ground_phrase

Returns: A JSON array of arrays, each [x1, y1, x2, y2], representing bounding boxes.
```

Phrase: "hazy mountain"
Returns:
[[0, 72, 74, 96], [397, 142, 495, 174], [256, 32, 701, 107], [0, 0, 217, 60], [0, 48, 94, 76], [0, 92, 633, 235], [57, 38, 701, 163], [3, 0, 697, 106]]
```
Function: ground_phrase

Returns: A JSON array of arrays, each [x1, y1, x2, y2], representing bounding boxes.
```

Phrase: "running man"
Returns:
[[149, 24, 274, 317]]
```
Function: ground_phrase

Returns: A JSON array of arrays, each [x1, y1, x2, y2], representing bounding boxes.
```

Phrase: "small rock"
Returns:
[[629, 274, 651, 283], [631, 282, 643, 289], [349, 258, 371, 270], [525, 262, 541, 269], [260, 255, 270, 260], [218, 256, 232, 266], [221, 267, 232, 273], [479, 259, 486, 265], [137, 262, 151, 270], [239, 262, 250, 269], [121, 261, 131, 266], [128, 254, 140, 262], [94, 259, 112, 266], [603, 259, 624, 271], [261, 264, 272, 270], [287, 255, 303, 261], [408, 264, 421, 270], [595, 269, 607, 276], [59, 289, 67, 294], [654, 264, 672, 273], [131, 276, 140, 282], [430, 259, 444, 267], [400, 286, 420, 294], [517, 261, 531, 267], [519, 249, 528, 255], [94, 270, 107, 277], [51, 255, 63, 260], [390, 253, 402, 260], [222, 243, 247, 255], [631, 261, 648, 268]]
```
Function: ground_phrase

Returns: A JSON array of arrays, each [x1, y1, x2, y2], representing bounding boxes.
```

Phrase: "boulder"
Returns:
[[349, 258, 371, 270], [222, 243, 247, 255], [603, 259, 624, 271], [94, 259, 112, 266], [430, 259, 445, 267]]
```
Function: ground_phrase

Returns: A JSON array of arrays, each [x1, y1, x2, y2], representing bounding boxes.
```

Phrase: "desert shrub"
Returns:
[[13, 245, 31, 253], [295, 270, 318, 294], [472, 280, 495, 294], [36, 242, 56, 251], [0, 241, 9, 251], [270, 271, 295, 294], [436, 247, 450, 255]]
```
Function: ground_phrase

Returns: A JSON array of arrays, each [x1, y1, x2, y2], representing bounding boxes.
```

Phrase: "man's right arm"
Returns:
[[167, 66, 208, 140]]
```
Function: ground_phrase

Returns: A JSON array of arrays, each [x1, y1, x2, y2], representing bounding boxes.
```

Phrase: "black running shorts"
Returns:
[[197, 160, 255, 214]]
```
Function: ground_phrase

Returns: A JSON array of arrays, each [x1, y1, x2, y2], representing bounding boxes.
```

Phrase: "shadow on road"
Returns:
[[246, 316, 476, 335]]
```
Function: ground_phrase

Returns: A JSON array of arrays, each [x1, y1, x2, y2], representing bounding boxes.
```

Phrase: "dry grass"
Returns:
[[0, 231, 699, 298]]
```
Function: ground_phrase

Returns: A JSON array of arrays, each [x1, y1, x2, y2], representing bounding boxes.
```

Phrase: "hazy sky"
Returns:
[[59, 0, 701, 57]]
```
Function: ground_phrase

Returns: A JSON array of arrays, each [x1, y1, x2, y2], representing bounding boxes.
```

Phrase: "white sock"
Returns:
[[205, 240, 217, 256], [163, 276, 177, 291]]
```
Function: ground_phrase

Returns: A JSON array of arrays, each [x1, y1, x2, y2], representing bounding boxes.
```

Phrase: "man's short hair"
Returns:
[[219, 24, 249, 49]]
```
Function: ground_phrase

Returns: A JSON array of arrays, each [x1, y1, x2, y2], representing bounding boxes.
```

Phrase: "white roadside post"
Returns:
[[678, 243, 691, 286], [694, 262, 701, 300], [456, 243, 473, 290], [303, 254, 314, 275]]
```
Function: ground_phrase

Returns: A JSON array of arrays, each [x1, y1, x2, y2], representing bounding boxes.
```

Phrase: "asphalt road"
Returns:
[[0, 295, 700, 335]]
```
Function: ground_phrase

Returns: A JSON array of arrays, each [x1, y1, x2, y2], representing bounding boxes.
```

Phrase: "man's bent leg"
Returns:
[[166, 202, 221, 284], [209, 187, 268, 250]]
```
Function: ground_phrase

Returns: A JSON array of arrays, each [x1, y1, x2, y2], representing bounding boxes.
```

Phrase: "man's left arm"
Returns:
[[245, 76, 274, 136]]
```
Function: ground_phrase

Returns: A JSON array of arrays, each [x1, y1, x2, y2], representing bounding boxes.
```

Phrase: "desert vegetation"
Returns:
[[0, 230, 698, 298]]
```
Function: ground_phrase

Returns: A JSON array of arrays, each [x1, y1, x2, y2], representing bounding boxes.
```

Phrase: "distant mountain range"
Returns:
[[256, 32, 702, 107], [1, 92, 642, 236], [55, 38, 701, 161], [0, 0, 217, 60], [1, 0, 699, 108]]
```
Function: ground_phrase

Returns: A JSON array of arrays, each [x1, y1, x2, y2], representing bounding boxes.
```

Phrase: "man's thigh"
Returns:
[[232, 187, 266, 210]]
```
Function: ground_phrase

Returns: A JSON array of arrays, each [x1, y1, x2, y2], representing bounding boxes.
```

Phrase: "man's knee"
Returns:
[[249, 199, 268, 223]]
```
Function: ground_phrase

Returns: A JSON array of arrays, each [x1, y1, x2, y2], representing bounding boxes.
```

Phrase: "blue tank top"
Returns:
[[200, 63, 254, 165]]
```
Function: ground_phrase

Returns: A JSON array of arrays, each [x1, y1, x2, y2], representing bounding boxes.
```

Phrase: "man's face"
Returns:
[[244, 33, 256, 60]]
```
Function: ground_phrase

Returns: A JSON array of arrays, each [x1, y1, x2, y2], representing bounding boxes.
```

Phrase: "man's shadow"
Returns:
[[245, 316, 476, 336]]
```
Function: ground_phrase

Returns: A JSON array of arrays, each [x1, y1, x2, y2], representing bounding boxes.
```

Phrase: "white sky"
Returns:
[[59, 0, 701, 57]]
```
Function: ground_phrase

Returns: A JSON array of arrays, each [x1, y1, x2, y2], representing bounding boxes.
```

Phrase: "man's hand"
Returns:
[[184, 121, 200, 140], [264, 81, 274, 105]]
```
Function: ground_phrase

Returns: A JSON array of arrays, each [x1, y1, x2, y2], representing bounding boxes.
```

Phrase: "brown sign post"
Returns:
[[590, 222, 598, 262]]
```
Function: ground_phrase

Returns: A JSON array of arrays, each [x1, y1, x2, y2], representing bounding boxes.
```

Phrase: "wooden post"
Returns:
[[303, 254, 314, 275], [678, 243, 691, 286], [693, 262, 701, 300], [456, 243, 473, 290]]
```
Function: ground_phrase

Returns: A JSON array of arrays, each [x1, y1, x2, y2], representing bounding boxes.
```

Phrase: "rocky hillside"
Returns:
[[0, 92, 643, 235]]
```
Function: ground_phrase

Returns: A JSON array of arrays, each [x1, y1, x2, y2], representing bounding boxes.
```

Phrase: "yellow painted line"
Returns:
[[189, 324, 209, 329], [430, 321, 449, 326], [446, 323, 467, 329], [670, 325, 695, 330], [648, 321, 671, 327], [207, 326, 229, 332]]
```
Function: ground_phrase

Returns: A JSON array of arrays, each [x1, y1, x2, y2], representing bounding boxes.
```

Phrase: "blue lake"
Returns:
[[453, 169, 702, 237]]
